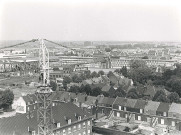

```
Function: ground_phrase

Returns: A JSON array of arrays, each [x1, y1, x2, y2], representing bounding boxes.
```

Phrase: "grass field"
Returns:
[[0, 75, 39, 100]]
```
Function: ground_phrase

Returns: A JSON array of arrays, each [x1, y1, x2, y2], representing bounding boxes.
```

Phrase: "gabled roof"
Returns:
[[144, 101, 160, 111], [97, 97, 115, 106], [0, 102, 92, 135], [113, 97, 128, 106], [101, 85, 111, 92], [84, 96, 97, 106], [134, 99, 147, 109], [168, 103, 181, 114], [157, 102, 171, 112], [126, 98, 137, 108]]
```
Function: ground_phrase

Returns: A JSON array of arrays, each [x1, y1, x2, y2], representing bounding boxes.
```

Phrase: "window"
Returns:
[[78, 124, 81, 130], [57, 123, 60, 128], [32, 131, 36, 135], [163, 112, 167, 117], [78, 116, 81, 121], [34, 105, 36, 109], [138, 116, 141, 121], [87, 121, 91, 126], [83, 131, 86, 135], [52, 103, 55, 106], [68, 128, 71, 134], [68, 119, 71, 124], [117, 112, 120, 117], [63, 129, 66, 135], [172, 121, 175, 127], [140, 109, 143, 113], [124, 107, 127, 111], [88, 130, 91, 134], [83, 122, 86, 128], [125, 114, 128, 118], [73, 125, 76, 131], [27, 107, 30, 111], [78, 133, 81, 135], [161, 119, 164, 125], [119, 106, 122, 110]]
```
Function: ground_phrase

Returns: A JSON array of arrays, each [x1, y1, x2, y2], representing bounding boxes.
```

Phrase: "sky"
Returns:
[[0, 0, 181, 41]]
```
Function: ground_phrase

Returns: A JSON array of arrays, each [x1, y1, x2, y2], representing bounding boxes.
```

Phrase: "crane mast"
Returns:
[[39, 39, 50, 85], [37, 39, 53, 135]]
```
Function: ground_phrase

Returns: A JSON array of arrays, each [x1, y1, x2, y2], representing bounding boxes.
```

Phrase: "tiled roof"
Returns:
[[84, 96, 97, 106], [156, 102, 171, 112], [168, 103, 181, 114], [101, 85, 111, 92], [126, 98, 137, 108], [113, 97, 128, 106], [0, 102, 92, 135], [98, 97, 115, 105], [134, 99, 147, 109], [144, 101, 160, 111]]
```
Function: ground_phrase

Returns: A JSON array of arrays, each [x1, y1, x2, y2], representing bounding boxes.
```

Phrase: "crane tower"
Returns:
[[36, 39, 53, 135]]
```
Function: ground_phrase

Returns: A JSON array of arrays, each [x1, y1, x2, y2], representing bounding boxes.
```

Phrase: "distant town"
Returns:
[[0, 40, 181, 135]]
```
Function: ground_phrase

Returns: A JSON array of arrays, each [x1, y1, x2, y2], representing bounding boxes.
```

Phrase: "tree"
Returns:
[[81, 84, 92, 95], [126, 88, 139, 99], [63, 76, 72, 90], [72, 74, 82, 83], [120, 66, 128, 77], [98, 70, 105, 76], [167, 92, 180, 103], [130, 60, 147, 69], [155, 94, 170, 103], [91, 87, 102, 96], [129, 67, 153, 85], [152, 90, 166, 101], [152, 90, 170, 103], [84, 70, 91, 79], [91, 71, 99, 78], [50, 81, 57, 91], [69, 85, 80, 93], [107, 71, 114, 78], [0, 89, 14, 110], [112, 86, 126, 98]]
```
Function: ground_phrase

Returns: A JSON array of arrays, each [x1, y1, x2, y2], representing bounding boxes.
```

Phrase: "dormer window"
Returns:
[[57, 123, 60, 128], [78, 116, 81, 121], [163, 112, 167, 117], [119, 106, 122, 110], [68, 119, 71, 124]]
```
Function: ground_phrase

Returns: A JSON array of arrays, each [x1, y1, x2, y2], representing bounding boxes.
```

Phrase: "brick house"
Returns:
[[0, 102, 93, 135]]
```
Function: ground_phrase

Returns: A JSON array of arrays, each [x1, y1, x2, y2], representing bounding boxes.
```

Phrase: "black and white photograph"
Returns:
[[0, 0, 181, 135]]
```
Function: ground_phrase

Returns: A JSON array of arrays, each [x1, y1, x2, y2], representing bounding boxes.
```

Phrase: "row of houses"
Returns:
[[1, 100, 92, 135], [96, 96, 181, 131], [14, 90, 181, 132]]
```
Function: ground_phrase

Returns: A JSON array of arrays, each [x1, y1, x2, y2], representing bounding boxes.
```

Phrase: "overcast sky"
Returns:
[[0, 0, 181, 41]]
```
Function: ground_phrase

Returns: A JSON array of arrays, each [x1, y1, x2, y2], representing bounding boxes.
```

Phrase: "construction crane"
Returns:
[[0, 39, 53, 135]]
